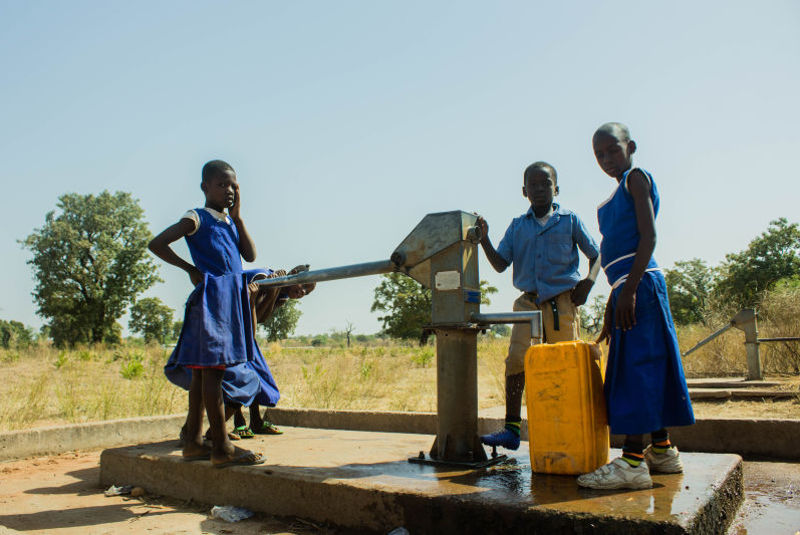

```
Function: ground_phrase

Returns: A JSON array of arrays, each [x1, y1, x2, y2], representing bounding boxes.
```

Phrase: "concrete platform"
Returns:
[[100, 427, 743, 534], [688, 388, 797, 400], [685, 379, 782, 389]]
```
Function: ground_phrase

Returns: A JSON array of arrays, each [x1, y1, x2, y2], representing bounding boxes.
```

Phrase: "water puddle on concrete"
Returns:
[[729, 461, 800, 534], [341, 447, 735, 523]]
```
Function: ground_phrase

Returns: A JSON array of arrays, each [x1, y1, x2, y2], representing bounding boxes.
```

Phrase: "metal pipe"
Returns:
[[682, 323, 733, 357], [758, 337, 800, 343], [432, 329, 483, 462], [255, 259, 397, 288], [470, 311, 543, 341], [742, 319, 762, 381], [471, 311, 539, 324]]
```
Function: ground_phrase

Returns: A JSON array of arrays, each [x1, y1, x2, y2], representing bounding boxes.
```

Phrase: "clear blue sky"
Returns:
[[2, 1, 799, 335]]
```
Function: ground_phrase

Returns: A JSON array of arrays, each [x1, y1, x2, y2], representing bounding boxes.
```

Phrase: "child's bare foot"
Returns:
[[212, 446, 265, 468]]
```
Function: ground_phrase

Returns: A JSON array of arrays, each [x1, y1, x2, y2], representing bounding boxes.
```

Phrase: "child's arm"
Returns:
[[615, 170, 657, 330], [571, 216, 601, 306], [229, 182, 257, 263], [251, 270, 287, 328], [148, 219, 202, 286], [476, 216, 510, 273], [571, 255, 599, 306]]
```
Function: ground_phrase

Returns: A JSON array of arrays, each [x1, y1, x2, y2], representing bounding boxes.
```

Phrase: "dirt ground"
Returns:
[[1, 450, 798, 534], [0, 450, 340, 535]]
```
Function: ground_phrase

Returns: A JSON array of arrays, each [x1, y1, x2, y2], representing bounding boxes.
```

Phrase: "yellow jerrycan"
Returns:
[[524, 340, 609, 475]]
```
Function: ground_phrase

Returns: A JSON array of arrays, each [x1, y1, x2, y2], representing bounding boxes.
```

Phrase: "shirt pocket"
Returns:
[[545, 230, 573, 265]]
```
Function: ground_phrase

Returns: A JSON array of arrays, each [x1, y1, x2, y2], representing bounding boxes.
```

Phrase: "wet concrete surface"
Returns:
[[100, 427, 743, 534], [729, 461, 800, 534]]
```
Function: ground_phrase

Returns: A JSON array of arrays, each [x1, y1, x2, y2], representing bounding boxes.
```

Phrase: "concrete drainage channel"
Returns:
[[2, 409, 798, 463]]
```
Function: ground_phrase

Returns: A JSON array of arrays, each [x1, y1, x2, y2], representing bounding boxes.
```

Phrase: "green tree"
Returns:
[[490, 323, 510, 337], [371, 273, 498, 340], [712, 218, 800, 311], [129, 297, 175, 344], [579, 294, 607, 335], [664, 259, 714, 325], [22, 191, 160, 347], [259, 299, 302, 342], [172, 320, 184, 341], [0, 320, 35, 349]]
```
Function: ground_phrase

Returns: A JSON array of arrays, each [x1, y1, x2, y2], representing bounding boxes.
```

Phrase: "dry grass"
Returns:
[[0, 338, 510, 432], [1, 333, 798, 433], [676, 283, 800, 377], [0, 344, 185, 431], [677, 323, 747, 377], [262, 338, 508, 412]]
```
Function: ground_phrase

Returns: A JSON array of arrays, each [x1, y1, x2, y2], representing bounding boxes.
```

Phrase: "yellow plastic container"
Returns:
[[524, 340, 609, 475]]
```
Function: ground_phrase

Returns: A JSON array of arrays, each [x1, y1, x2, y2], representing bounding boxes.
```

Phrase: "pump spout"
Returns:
[[470, 311, 543, 343]]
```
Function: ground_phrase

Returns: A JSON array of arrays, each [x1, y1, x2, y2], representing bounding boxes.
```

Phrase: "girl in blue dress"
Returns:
[[577, 123, 695, 490], [149, 159, 266, 468]]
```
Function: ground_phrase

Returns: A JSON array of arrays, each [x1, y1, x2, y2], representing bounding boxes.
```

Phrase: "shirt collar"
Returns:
[[525, 203, 563, 218], [203, 206, 231, 224]]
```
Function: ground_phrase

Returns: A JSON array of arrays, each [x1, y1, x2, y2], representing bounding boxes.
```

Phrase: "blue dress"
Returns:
[[597, 169, 695, 435], [164, 208, 280, 407], [223, 269, 281, 408]]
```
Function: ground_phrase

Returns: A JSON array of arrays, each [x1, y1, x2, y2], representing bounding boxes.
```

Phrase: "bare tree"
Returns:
[[345, 321, 354, 348]]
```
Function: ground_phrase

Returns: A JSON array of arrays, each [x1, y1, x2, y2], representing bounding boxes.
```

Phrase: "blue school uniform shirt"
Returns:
[[184, 207, 242, 276], [496, 204, 599, 304]]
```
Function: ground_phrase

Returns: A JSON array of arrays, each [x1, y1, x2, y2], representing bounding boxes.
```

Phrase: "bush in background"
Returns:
[[0, 320, 35, 349]]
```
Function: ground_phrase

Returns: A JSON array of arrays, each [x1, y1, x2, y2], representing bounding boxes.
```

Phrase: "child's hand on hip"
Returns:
[[188, 267, 203, 287], [571, 279, 593, 306]]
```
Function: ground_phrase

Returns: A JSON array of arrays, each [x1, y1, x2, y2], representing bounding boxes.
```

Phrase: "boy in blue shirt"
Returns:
[[477, 161, 600, 450]]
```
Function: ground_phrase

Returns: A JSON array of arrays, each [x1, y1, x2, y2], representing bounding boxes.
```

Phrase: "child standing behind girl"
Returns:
[[577, 123, 694, 490], [149, 159, 265, 468]]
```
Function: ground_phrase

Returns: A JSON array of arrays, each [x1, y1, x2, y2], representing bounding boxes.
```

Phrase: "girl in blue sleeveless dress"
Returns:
[[577, 124, 694, 490], [149, 160, 266, 467]]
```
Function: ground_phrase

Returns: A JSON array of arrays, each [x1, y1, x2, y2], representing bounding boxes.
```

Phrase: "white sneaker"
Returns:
[[577, 458, 653, 490], [644, 445, 684, 473]]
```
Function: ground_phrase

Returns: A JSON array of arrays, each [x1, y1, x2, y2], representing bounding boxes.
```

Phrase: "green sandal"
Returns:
[[255, 420, 283, 435], [233, 425, 256, 439]]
